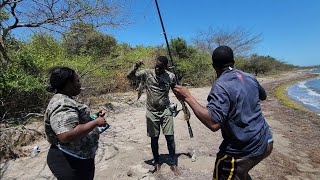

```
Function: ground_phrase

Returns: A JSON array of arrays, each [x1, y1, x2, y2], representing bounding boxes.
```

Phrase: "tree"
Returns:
[[170, 37, 188, 58], [192, 27, 262, 55], [247, 54, 274, 75], [170, 37, 197, 59], [0, 0, 127, 65], [63, 22, 117, 56], [86, 32, 117, 56]]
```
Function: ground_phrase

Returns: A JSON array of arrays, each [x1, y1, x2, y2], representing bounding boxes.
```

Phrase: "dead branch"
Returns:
[[192, 26, 262, 55], [1, 0, 130, 63], [22, 113, 44, 120]]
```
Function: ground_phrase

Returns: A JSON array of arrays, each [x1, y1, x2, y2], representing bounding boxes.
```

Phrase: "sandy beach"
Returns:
[[1, 70, 320, 180]]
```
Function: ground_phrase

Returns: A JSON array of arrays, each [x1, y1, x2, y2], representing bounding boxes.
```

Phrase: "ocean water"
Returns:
[[286, 68, 320, 115]]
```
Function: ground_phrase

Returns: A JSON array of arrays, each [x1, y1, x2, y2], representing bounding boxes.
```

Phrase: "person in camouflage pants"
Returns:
[[127, 56, 181, 176], [44, 67, 107, 180]]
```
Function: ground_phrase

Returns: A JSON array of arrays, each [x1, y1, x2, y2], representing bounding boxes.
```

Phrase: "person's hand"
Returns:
[[96, 117, 107, 127], [98, 110, 106, 117], [173, 85, 192, 101], [135, 60, 144, 68]]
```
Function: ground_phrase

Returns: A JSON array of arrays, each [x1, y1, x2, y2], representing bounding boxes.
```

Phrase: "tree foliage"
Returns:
[[170, 37, 196, 59], [235, 54, 297, 76], [0, 23, 299, 122], [248, 54, 273, 75], [0, 0, 127, 64], [63, 22, 117, 56], [175, 52, 215, 86], [170, 37, 188, 58]]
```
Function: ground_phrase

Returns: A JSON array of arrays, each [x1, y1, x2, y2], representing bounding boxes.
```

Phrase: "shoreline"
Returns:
[[256, 71, 320, 179], [274, 74, 320, 118]]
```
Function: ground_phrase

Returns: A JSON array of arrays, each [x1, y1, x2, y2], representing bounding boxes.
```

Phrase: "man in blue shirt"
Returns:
[[174, 46, 273, 180]]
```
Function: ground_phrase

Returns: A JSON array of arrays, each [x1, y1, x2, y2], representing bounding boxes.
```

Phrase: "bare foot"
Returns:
[[150, 164, 161, 174], [170, 165, 181, 176]]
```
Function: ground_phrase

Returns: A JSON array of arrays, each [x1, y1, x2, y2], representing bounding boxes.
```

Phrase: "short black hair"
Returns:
[[47, 67, 75, 92], [156, 56, 169, 66], [212, 46, 235, 68]]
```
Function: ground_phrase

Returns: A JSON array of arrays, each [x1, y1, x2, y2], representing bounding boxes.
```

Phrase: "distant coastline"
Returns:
[[274, 70, 320, 116]]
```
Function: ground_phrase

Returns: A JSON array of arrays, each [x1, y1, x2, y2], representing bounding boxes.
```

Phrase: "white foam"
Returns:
[[295, 97, 320, 110], [297, 81, 307, 89], [296, 80, 320, 97], [307, 88, 320, 97], [287, 78, 320, 113]]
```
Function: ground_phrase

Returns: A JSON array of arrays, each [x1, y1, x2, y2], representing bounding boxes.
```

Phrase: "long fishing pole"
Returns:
[[154, 0, 193, 138]]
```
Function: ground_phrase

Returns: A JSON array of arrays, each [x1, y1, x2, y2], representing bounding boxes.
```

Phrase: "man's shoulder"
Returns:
[[220, 69, 255, 82], [234, 69, 256, 79]]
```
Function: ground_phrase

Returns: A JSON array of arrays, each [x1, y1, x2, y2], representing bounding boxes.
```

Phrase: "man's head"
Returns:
[[155, 56, 169, 75], [211, 46, 235, 69]]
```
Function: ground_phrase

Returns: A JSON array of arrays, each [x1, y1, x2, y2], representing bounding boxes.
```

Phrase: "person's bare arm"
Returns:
[[127, 60, 144, 80], [57, 117, 106, 143], [174, 85, 220, 132]]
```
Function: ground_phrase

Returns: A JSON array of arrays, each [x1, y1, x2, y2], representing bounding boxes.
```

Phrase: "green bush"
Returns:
[[0, 31, 301, 121], [234, 55, 296, 75], [63, 22, 117, 57], [176, 53, 215, 86], [0, 55, 47, 119]]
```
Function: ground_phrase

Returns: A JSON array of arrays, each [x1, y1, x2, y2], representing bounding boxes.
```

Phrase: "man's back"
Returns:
[[207, 68, 272, 158], [173, 46, 273, 179]]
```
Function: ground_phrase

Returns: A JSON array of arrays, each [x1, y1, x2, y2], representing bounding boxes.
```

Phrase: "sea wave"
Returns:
[[286, 77, 320, 114], [297, 80, 320, 97]]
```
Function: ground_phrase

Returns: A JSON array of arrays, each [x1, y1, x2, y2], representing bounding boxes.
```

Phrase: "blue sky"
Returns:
[[104, 0, 320, 66]]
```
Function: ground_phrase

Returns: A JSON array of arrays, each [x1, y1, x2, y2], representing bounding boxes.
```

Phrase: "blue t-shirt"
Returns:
[[207, 68, 272, 158]]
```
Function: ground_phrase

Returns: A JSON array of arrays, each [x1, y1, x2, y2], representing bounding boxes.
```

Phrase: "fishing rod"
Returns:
[[154, 0, 193, 138]]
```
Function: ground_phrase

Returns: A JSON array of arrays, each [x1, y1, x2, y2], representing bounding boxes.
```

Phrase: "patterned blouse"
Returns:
[[44, 94, 99, 159]]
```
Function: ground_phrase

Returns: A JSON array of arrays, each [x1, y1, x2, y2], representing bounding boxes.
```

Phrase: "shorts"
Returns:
[[146, 108, 174, 137], [213, 142, 273, 180]]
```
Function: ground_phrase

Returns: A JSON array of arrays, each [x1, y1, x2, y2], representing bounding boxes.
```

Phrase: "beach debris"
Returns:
[[31, 145, 40, 157], [191, 150, 197, 162], [127, 169, 133, 177]]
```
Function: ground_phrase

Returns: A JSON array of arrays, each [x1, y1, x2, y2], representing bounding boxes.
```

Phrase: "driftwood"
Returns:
[[1, 112, 44, 125], [22, 113, 44, 125]]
